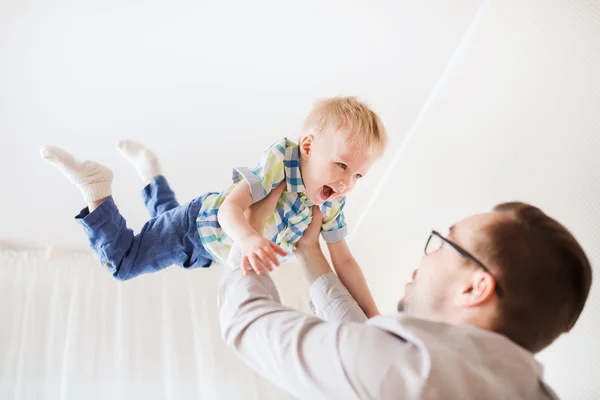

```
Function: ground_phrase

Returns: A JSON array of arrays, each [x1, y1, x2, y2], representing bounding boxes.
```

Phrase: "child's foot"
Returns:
[[40, 146, 113, 203], [115, 139, 162, 186]]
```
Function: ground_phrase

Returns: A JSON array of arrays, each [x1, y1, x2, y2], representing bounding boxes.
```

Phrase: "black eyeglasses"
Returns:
[[425, 230, 503, 297]]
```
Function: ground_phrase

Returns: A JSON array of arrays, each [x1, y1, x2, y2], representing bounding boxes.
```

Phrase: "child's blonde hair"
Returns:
[[303, 96, 388, 157]]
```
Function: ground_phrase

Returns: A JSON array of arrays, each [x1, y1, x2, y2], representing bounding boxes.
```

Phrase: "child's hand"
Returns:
[[241, 234, 287, 276]]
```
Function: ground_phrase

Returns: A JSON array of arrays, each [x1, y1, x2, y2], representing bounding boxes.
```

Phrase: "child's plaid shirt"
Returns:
[[197, 138, 347, 264]]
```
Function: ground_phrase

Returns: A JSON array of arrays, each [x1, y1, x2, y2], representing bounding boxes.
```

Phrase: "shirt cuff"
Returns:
[[321, 226, 348, 243], [309, 272, 367, 322], [309, 273, 350, 312], [232, 167, 265, 203]]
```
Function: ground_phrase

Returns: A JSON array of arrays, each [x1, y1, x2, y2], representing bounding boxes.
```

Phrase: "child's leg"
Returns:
[[116, 140, 179, 218], [40, 146, 112, 212], [75, 195, 212, 280], [141, 176, 180, 218], [41, 146, 212, 281]]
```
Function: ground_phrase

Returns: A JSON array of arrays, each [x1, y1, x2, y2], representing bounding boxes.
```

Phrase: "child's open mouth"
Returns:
[[320, 185, 336, 201]]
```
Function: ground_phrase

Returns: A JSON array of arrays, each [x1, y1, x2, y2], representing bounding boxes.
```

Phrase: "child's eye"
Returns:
[[355, 174, 362, 179], [337, 163, 347, 170]]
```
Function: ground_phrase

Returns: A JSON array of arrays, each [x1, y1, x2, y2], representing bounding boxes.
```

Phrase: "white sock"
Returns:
[[115, 140, 162, 186], [40, 146, 113, 203]]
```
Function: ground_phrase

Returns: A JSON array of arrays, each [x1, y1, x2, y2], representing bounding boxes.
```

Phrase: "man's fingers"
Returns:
[[270, 181, 286, 198], [247, 182, 286, 230], [312, 207, 323, 226], [295, 207, 324, 251], [262, 182, 285, 216], [303, 206, 323, 237]]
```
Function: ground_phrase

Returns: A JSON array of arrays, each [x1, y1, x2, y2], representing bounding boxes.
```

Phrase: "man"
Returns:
[[218, 183, 592, 399]]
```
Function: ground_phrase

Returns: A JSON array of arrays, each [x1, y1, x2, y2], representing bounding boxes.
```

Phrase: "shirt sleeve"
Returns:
[[232, 139, 287, 203], [308, 272, 368, 323], [218, 244, 410, 400], [320, 196, 348, 243]]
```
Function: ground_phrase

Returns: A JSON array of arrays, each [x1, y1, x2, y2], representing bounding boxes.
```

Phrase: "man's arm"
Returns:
[[218, 190, 367, 399], [295, 242, 368, 323], [327, 239, 380, 318], [293, 207, 368, 323], [218, 244, 368, 400], [218, 193, 423, 400]]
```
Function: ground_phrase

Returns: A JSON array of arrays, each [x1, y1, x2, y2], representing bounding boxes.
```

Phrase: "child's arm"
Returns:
[[218, 180, 285, 275], [327, 240, 380, 318]]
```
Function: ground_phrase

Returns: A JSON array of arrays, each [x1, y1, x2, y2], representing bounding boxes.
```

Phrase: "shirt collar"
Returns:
[[284, 142, 306, 193]]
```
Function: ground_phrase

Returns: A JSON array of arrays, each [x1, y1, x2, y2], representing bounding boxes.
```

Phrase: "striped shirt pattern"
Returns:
[[197, 138, 347, 265]]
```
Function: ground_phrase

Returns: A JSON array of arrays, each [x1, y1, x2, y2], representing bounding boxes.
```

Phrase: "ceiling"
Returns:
[[0, 0, 482, 249]]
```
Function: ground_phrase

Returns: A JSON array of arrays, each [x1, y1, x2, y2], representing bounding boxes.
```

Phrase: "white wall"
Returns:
[[2, 0, 600, 399], [349, 0, 600, 398]]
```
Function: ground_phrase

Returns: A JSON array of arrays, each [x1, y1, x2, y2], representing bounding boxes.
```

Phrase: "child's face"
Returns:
[[299, 131, 378, 205]]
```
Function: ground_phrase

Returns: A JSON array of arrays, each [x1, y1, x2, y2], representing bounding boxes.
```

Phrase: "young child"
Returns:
[[41, 97, 388, 318]]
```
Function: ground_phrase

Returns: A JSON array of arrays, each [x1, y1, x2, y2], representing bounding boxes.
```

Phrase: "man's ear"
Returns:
[[456, 270, 496, 307], [299, 134, 314, 157]]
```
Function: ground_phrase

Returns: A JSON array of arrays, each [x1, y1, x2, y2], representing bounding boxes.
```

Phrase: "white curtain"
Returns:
[[0, 247, 308, 400]]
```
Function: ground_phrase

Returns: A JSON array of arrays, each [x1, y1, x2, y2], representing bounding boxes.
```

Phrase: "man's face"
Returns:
[[397, 212, 502, 322]]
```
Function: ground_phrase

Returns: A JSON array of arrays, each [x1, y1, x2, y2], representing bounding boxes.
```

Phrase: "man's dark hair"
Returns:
[[481, 202, 592, 353]]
